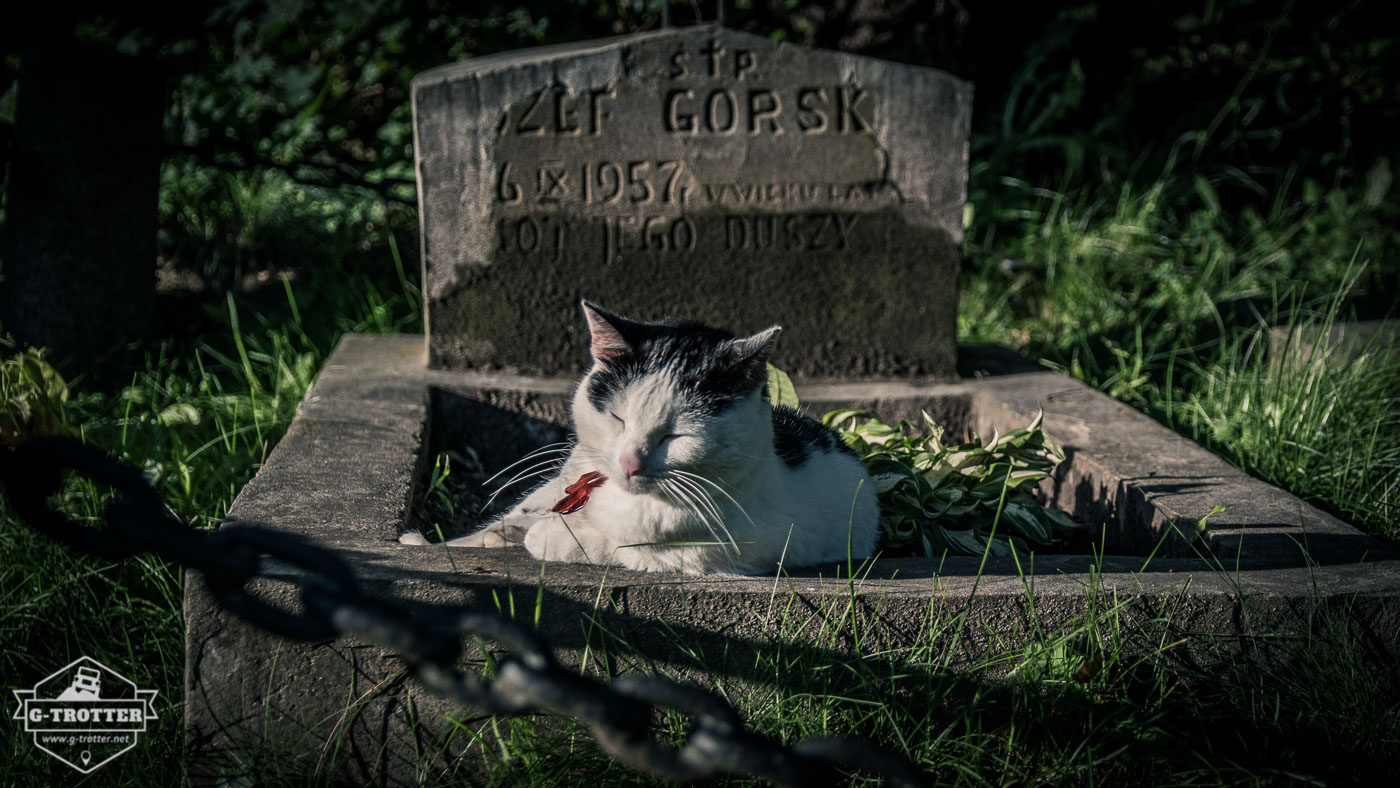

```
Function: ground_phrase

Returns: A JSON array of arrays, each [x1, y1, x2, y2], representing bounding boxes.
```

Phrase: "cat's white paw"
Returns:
[[446, 525, 518, 548], [523, 518, 613, 564], [399, 524, 520, 547]]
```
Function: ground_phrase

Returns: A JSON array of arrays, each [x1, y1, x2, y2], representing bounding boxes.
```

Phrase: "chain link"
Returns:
[[1, 438, 931, 787]]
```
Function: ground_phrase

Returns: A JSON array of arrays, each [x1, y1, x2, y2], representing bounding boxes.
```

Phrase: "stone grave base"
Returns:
[[184, 333, 1400, 786]]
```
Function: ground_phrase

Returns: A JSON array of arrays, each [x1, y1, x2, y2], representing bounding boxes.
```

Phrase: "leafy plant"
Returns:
[[765, 362, 800, 408], [1, 335, 71, 445], [822, 408, 1081, 557]]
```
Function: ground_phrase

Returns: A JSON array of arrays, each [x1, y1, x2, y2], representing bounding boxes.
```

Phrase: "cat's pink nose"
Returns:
[[619, 451, 647, 478]]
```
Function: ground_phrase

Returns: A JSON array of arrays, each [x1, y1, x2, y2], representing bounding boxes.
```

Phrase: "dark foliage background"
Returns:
[[3, 0, 1395, 306]]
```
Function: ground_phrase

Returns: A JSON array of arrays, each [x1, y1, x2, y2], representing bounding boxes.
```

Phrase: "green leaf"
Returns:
[[821, 409, 875, 430], [765, 363, 801, 409], [159, 402, 203, 427], [1002, 502, 1053, 544], [871, 472, 905, 494], [1041, 506, 1083, 532], [1196, 504, 1228, 532], [1005, 469, 1049, 488]]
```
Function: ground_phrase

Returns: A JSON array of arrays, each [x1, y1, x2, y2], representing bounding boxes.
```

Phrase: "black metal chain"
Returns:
[[0, 437, 932, 787]]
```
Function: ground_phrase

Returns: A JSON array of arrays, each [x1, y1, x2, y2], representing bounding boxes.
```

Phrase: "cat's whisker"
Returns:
[[481, 464, 561, 512], [568, 448, 608, 466], [690, 470, 748, 495], [670, 474, 726, 539], [654, 480, 709, 540], [655, 481, 708, 544], [668, 474, 738, 553], [660, 477, 734, 553], [482, 442, 573, 486], [558, 443, 610, 467], [673, 475, 747, 554], [494, 456, 568, 493], [663, 477, 717, 536], [674, 469, 755, 528]]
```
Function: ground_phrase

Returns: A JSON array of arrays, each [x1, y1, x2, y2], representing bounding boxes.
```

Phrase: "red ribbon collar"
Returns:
[[550, 471, 608, 514]]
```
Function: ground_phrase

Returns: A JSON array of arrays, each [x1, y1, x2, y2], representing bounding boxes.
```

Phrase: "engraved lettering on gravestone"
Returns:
[[496, 160, 687, 207], [506, 88, 614, 137], [673, 38, 760, 80], [723, 214, 859, 252], [491, 38, 885, 268], [660, 85, 868, 136]]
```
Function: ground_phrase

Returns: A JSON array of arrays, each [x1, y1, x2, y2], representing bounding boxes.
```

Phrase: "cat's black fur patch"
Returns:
[[771, 405, 856, 468], [586, 318, 764, 415]]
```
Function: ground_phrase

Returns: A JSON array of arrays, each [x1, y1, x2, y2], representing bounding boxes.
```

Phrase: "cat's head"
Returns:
[[571, 301, 780, 493]]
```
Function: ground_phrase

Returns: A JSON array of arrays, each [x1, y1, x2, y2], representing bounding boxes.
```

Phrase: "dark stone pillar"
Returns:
[[0, 46, 163, 373]]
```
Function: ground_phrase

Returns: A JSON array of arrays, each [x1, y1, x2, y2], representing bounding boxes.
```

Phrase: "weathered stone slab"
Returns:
[[413, 26, 971, 378], [185, 334, 1400, 785]]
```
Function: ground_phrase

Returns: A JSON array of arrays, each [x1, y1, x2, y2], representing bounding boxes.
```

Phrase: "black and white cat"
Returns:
[[401, 301, 879, 575]]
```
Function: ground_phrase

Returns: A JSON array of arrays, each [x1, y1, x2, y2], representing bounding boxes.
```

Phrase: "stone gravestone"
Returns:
[[413, 25, 971, 379]]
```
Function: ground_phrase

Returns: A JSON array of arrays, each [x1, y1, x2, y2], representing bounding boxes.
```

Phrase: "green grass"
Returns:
[[1161, 293, 1400, 540], [960, 165, 1399, 540]]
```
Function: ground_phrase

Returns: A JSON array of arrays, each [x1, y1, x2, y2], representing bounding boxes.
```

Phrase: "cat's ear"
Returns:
[[581, 300, 637, 364], [730, 325, 782, 392]]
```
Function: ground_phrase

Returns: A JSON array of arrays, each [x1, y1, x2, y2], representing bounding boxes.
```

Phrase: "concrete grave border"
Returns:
[[184, 333, 1400, 785]]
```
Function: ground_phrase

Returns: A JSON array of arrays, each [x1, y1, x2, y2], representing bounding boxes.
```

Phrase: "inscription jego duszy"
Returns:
[[491, 35, 888, 265]]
